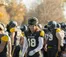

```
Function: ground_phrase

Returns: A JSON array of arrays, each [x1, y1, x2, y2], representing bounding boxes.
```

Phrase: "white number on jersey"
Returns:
[[48, 34, 53, 41], [28, 38, 36, 47]]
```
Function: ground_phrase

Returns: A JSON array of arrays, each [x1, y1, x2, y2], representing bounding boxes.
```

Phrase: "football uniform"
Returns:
[[63, 30, 66, 51], [0, 34, 8, 57], [24, 30, 44, 57], [47, 29, 59, 57]]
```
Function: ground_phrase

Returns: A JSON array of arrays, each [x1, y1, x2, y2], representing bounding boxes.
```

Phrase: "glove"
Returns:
[[29, 50, 36, 56]]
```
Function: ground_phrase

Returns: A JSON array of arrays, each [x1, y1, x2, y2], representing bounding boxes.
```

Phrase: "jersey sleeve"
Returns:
[[33, 37, 44, 53], [56, 28, 64, 46], [1, 35, 9, 42]]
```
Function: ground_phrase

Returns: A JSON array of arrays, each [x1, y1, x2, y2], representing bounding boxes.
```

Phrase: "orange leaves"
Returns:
[[0, 5, 10, 24], [7, 2, 26, 25]]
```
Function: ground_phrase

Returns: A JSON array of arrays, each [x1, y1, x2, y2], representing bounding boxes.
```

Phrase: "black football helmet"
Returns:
[[48, 21, 57, 29], [60, 22, 66, 29], [20, 25, 28, 32], [28, 17, 38, 25], [8, 21, 17, 28]]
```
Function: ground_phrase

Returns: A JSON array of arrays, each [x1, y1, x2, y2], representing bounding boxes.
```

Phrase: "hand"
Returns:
[[7, 54, 12, 57], [29, 50, 35, 56], [44, 45, 47, 52], [44, 47, 47, 52], [22, 55, 24, 57]]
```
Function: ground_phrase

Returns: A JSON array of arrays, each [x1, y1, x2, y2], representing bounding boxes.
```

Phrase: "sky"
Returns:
[[16, 0, 66, 17], [63, 2, 66, 19], [23, 0, 42, 8], [17, 0, 43, 10]]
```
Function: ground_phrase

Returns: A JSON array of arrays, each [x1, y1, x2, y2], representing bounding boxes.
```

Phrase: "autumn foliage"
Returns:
[[0, 4, 10, 25], [0, 0, 65, 25]]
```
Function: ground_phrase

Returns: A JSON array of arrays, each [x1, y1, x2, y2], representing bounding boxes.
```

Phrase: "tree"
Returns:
[[0, 4, 10, 25], [26, 0, 64, 25], [36, 0, 64, 25], [6, 0, 26, 25]]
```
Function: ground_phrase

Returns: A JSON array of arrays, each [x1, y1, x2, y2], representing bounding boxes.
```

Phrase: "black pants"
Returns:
[[62, 44, 66, 51], [57, 46, 64, 57], [44, 50, 48, 57], [57, 52, 62, 57], [0, 55, 7, 57], [0, 55, 6, 57], [57, 45, 66, 57], [13, 45, 20, 57], [47, 47, 57, 57], [0, 54, 6, 57]]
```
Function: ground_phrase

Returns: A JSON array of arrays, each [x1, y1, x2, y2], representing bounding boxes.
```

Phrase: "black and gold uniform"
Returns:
[[63, 29, 66, 51], [47, 21, 61, 57], [47, 29, 59, 57], [47, 29, 58, 46], [24, 29, 44, 57], [0, 34, 8, 57], [24, 17, 44, 57], [43, 25, 49, 57]]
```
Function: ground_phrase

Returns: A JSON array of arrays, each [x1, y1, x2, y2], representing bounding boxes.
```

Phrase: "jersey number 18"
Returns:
[[28, 38, 36, 47]]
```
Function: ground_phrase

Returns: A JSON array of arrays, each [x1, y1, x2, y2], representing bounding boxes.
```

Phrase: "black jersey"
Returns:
[[24, 30, 44, 53], [47, 29, 58, 47], [0, 34, 7, 57], [64, 30, 66, 44]]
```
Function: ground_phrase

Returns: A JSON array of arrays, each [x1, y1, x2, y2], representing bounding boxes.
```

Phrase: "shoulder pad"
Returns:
[[10, 28, 15, 33], [40, 30, 45, 37], [21, 32, 25, 37], [56, 28, 61, 32], [1, 35, 8, 42]]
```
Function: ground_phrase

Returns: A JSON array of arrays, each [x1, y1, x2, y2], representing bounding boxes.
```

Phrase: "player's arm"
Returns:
[[56, 28, 64, 52], [7, 37, 12, 57], [29, 36, 44, 56], [34, 36, 44, 52], [32, 30, 44, 52], [34, 30, 44, 52], [44, 35, 48, 52], [28, 30, 45, 56], [29, 37, 44, 56], [22, 37, 28, 57], [0, 35, 8, 53], [10, 32, 15, 45], [20, 32, 28, 57]]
